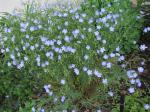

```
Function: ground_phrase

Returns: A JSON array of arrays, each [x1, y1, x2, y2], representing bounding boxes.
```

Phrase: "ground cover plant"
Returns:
[[0, 0, 149, 111]]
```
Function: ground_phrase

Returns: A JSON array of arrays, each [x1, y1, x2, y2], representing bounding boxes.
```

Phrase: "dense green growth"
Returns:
[[0, 0, 149, 111]]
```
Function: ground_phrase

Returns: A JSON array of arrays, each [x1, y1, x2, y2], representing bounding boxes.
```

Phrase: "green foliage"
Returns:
[[0, 0, 146, 111], [112, 91, 150, 112]]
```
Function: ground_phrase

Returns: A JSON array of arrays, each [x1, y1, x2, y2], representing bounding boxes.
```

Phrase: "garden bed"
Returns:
[[0, 0, 149, 112]]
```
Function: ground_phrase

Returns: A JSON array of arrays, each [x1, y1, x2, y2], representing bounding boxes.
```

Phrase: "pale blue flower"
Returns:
[[74, 68, 79, 75], [60, 79, 65, 85], [144, 104, 150, 110], [109, 27, 114, 32], [87, 69, 92, 76], [108, 91, 113, 97], [140, 44, 148, 51], [61, 96, 66, 103], [138, 67, 144, 73], [94, 70, 102, 78], [102, 78, 108, 85], [83, 66, 88, 72], [62, 29, 68, 34], [128, 87, 135, 94]]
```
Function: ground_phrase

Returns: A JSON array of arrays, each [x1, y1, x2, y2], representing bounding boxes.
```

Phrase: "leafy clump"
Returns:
[[0, 0, 149, 111]]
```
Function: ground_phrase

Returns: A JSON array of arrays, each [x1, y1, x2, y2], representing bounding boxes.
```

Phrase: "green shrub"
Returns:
[[0, 0, 148, 111]]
